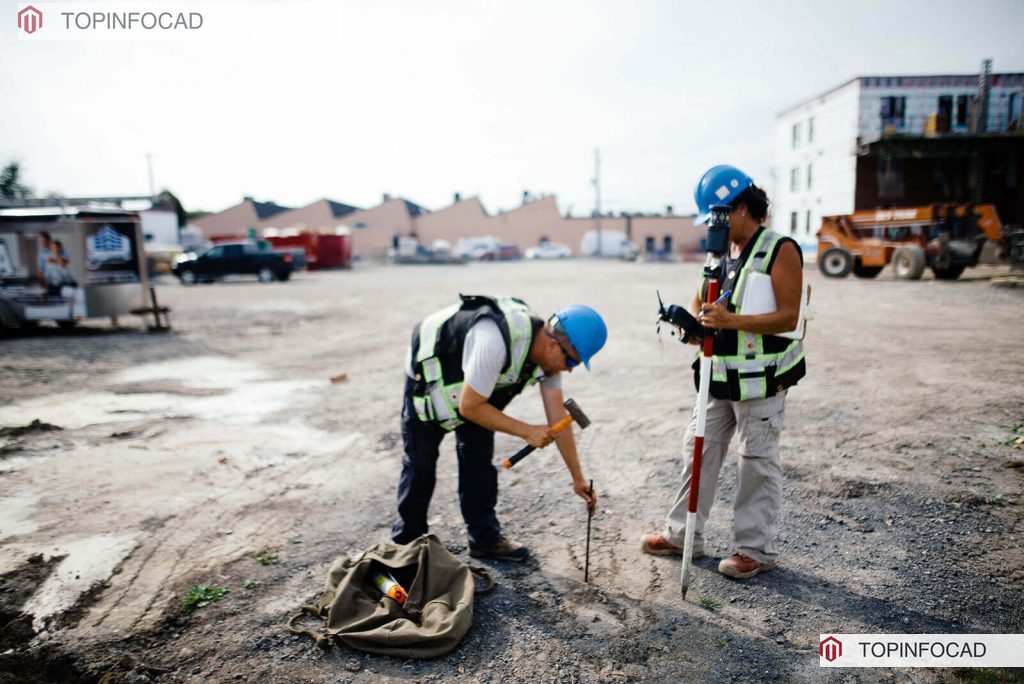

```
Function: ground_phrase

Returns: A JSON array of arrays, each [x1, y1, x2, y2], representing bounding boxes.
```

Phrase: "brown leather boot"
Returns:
[[718, 553, 777, 579], [469, 537, 529, 562], [639, 534, 704, 559]]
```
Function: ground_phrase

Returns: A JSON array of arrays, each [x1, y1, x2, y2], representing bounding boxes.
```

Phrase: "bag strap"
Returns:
[[470, 565, 495, 595], [286, 604, 332, 649]]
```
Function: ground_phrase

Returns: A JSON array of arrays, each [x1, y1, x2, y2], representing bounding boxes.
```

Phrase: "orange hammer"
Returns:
[[503, 398, 591, 469]]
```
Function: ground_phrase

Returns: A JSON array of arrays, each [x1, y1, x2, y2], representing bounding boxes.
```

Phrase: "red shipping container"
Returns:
[[265, 233, 352, 270]]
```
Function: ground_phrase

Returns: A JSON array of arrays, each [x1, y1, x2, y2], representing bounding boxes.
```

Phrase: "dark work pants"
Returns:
[[391, 377, 501, 549]]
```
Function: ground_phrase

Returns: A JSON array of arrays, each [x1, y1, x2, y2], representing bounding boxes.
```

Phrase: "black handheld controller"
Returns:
[[656, 290, 705, 343]]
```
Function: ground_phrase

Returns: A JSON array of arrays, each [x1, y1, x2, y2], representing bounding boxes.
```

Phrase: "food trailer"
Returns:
[[0, 206, 156, 331]]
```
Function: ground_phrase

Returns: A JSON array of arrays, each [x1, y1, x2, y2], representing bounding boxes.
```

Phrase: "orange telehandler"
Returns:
[[816, 203, 1012, 280]]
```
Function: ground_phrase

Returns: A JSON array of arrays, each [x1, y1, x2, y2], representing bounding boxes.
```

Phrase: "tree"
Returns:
[[0, 161, 32, 199]]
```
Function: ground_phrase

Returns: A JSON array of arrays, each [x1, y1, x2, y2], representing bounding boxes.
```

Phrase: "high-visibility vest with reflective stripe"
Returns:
[[410, 294, 541, 431], [697, 228, 806, 401]]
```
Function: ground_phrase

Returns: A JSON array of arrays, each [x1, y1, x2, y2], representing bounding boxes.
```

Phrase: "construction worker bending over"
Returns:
[[392, 295, 607, 561], [642, 165, 806, 579]]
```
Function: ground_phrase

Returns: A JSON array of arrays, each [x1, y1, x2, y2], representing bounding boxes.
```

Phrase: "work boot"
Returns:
[[639, 534, 704, 559], [469, 537, 529, 562], [718, 553, 777, 579]]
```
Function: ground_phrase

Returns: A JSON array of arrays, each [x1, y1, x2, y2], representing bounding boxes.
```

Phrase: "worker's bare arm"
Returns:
[[459, 383, 553, 448]]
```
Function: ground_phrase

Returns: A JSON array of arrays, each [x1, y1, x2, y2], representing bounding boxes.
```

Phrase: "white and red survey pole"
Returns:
[[681, 204, 731, 599]]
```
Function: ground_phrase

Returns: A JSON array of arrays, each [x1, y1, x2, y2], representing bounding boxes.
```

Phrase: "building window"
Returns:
[[790, 167, 799, 193], [807, 163, 813, 190], [806, 210, 812, 235], [956, 95, 970, 126], [881, 96, 906, 128], [791, 122, 802, 148], [790, 212, 798, 234], [808, 117, 815, 143]]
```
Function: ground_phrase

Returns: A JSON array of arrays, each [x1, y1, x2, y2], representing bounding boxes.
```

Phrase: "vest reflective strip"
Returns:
[[715, 342, 805, 399], [740, 375, 767, 401], [413, 396, 433, 421], [422, 358, 442, 383], [415, 304, 460, 364], [494, 297, 533, 388], [429, 382, 463, 431]]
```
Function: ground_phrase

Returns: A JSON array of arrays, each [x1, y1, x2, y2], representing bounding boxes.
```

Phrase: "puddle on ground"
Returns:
[[0, 357, 321, 430], [113, 356, 266, 389]]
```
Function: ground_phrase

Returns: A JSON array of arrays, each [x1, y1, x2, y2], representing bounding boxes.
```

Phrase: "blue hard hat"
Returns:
[[552, 305, 607, 371], [694, 165, 753, 225]]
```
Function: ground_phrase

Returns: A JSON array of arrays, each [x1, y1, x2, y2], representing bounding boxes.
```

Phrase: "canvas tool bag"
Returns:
[[288, 535, 493, 658]]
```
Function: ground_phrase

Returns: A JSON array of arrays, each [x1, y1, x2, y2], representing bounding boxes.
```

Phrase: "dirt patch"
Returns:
[[0, 264, 1022, 681], [0, 555, 60, 652], [0, 419, 62, 439]]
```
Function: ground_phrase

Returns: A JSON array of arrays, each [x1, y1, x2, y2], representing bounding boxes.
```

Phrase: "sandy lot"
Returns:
[[1, 259, 1022, 683]]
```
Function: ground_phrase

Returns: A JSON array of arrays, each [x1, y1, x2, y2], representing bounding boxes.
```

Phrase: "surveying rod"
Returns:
[[681, 204, 731, 599]]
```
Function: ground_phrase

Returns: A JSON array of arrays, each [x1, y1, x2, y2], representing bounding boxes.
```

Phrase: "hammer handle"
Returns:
[[502, 414, 575, 469]]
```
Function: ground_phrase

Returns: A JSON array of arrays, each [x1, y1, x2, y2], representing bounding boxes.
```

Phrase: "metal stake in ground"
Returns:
[[681, 204, 731, 600], [584, 479, 593, 583]]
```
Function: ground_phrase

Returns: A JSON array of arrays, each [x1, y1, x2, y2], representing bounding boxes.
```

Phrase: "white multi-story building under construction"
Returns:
[[774, 61, 1024, 251]]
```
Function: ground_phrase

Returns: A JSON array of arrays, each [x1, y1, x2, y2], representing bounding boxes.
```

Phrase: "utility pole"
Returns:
[[592, 148, 602, 256], [146, 153, 156, 197]]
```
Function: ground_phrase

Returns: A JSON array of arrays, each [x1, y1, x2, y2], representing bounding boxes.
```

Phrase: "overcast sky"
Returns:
[[2, 0, 1022, 217]]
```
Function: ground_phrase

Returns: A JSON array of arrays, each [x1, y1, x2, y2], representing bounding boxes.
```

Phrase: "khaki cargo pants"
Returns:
[[663, 392, 786, 565]]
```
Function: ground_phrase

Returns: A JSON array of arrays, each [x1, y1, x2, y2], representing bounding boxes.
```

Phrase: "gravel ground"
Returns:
[[0, 260, 1022, 683]]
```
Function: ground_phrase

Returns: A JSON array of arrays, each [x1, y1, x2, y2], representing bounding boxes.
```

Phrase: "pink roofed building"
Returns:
[[190, 197, 291, 240]]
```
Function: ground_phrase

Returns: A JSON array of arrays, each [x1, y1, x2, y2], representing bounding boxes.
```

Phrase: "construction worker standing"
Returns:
[[641, 165, 806, 579], [392, 294, 607, 561]]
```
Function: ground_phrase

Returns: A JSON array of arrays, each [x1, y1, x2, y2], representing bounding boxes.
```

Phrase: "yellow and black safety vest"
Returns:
[[696, 228, 806, 401], [410, 294, 542, 430]]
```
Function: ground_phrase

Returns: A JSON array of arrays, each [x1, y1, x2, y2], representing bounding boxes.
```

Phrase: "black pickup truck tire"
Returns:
[[257, 267, 277, 283]]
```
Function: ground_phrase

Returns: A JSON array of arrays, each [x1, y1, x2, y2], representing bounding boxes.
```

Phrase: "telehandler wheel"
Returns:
[[818, 247, 853, 278], [892, 246, 926, 280], [852, 262, 884, 279], [932, 263, 967, 280]]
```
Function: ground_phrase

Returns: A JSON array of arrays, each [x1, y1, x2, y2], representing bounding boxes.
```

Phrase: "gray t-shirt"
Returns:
[[406, 318, 560, 396]]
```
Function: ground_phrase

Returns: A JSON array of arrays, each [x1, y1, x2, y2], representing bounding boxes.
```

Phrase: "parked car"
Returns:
[[453, 236, 503, 261], [172, 242, 293, 284], [494, 243, 522, 260], [525, 242, 571, 259]]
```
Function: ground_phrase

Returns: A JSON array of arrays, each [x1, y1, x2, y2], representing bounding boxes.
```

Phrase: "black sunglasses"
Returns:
[[546, 317, 580, 369]]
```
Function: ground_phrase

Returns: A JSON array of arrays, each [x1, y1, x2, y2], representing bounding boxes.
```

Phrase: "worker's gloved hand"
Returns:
[[573, 479, 597, 514], [523, 424, 555, 449]]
